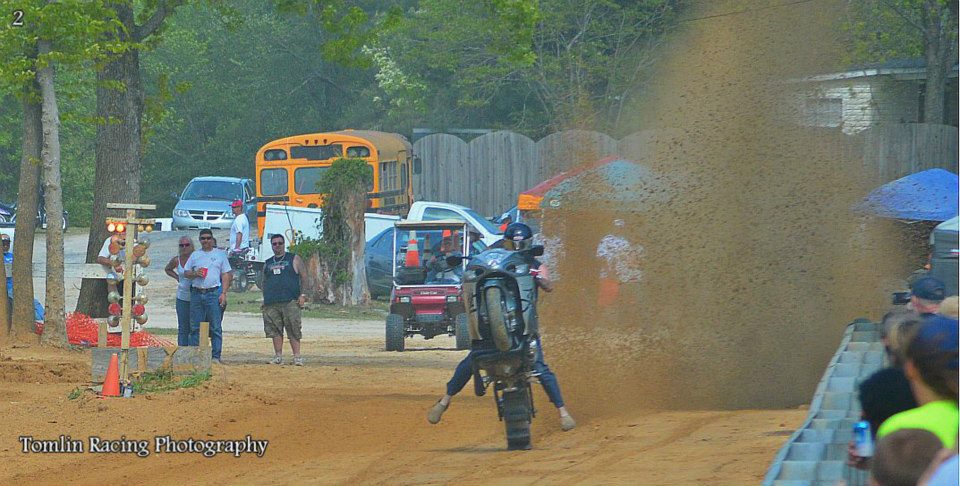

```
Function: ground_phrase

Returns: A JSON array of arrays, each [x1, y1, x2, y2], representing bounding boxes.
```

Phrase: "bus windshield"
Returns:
[[182, 181, 242, 201]]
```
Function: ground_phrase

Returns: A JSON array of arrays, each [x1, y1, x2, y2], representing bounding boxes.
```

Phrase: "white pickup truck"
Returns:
[[404, 201, 503, 246]]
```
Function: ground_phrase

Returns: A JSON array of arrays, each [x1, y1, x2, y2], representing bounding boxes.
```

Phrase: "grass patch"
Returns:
[[131, 369, 211, 395], [228, 290, 389, 320], [67, 387, 83, 400]]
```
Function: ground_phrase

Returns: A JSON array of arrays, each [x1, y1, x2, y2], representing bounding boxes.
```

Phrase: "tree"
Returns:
[[76, 0, 184, 317], [36, 23, 66, 344], [846, 0, 958, 124], [290, 158, 371, 306], [0, 0, 120, 342]]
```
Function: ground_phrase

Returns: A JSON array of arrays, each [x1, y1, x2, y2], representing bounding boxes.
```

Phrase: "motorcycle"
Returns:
[[0, 202, 14, 226], [0, 198, 68, 231], [448, 244, 545, 450], [227, 247, 262, 292]]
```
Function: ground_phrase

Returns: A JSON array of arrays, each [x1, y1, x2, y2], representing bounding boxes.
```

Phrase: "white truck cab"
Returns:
[[404, 201, 502, 246]]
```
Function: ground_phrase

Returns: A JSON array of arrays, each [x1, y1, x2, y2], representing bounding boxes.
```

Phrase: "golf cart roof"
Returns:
[[395, 219, 472, 229]]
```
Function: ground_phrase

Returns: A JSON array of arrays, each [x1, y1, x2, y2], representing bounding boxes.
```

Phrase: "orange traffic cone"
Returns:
[[101, 353, 120, 397], [404, 238, 420, 267]]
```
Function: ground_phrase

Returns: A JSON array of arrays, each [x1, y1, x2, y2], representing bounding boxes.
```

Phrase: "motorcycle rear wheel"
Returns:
[[502, 386, 533, 450], [485, 287, 511, 352]]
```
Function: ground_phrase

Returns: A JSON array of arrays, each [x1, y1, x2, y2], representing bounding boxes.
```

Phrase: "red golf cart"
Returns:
[[385, 220, 484, 351]]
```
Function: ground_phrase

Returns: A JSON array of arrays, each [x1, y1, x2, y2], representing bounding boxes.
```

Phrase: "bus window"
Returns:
[[263, 149, 287, 161], [401, 162, 408, 189], [290, 144, 342, 160], [347, 146, 371, 158], [260, 168, 288, 196], [294, 167, 328, 194], [380, 161, 398, 191]]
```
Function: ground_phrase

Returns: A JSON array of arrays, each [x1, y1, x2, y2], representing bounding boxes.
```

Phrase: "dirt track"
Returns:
[[0, 330, 805, 485]]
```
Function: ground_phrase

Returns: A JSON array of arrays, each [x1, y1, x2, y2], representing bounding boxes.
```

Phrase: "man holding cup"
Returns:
[[183, 228, 233, 363]]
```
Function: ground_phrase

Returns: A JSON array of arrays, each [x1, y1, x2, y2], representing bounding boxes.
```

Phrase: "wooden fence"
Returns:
[[412, 124, 958, 216]]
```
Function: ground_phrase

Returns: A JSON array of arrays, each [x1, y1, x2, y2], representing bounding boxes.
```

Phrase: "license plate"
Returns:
[[197, 222, 212, 229]]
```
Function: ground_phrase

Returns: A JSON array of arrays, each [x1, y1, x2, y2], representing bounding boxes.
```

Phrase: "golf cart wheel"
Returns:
[[485, 287, 511, 352], [502, 386, 533, 450], [454, 313, 470, 350], [385, 313, 405, 352]]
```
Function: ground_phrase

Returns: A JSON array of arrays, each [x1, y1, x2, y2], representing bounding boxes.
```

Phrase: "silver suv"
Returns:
[[171, 176, 257, 231]]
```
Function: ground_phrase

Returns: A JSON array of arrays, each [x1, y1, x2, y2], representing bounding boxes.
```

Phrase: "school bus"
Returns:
[[254, 130, 419, 235]]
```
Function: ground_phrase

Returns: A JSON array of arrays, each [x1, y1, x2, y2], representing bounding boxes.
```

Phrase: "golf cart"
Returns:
[[385, 220, 484, 351]]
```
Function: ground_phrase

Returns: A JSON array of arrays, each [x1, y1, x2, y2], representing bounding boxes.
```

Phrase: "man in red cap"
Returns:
[[228, 200, 250, 252]]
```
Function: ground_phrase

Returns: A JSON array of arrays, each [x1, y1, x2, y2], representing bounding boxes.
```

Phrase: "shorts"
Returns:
[[262, 300, 302, 340]]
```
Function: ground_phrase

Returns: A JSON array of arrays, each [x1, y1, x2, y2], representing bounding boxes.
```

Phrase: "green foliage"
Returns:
[[843, 0, 957, 64], [67, 386, 83, 400], [131, 368, 211, 394]]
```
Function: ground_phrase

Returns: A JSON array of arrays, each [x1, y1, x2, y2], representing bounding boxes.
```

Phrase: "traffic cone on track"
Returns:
[[101, 353, 120, 397]]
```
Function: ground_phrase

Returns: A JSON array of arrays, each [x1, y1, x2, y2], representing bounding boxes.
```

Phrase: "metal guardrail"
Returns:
[[763, 319, 884, 486]]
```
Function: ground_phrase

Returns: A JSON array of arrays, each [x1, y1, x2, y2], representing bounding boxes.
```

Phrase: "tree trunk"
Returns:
[[76, 3, 142, 317], [345, 192, 369, 306], [37, 37, 66, 345], [921, 0, 958, 124], [10, 87, 43, 344]]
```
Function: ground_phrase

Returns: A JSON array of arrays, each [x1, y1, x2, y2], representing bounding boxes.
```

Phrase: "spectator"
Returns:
[[163, 236, 194, 346], [938, 295, 959, 319], [595, 218, 643, 308], [870, 428, 943, 486], [909, 276, 946, 317], [228, 200, 250, 252], [262, 234, 307, 366], [877, 315, 959, 448], [2, 233, 44, 324], [96, 232, 126, 296], [918, 447, 959, 486], [426, 236, 462, 284], [183, 229, 232, 364]]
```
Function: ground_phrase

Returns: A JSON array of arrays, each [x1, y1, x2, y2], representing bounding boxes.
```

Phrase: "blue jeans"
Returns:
[[190, 288, 223, 360], [446, 337, 565, 408], [175, 298, 191, 346]]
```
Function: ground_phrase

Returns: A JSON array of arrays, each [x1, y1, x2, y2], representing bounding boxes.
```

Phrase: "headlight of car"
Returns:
[[173, 209, 189, 217], [446, 295, 458, 303], [399, 296, 411, 303]]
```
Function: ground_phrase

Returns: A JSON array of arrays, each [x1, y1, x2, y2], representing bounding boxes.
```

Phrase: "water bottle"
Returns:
[[853, 420, 874, 457]]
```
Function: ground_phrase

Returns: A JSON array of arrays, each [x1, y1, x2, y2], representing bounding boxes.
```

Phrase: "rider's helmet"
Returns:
[[502, 222, 533, 251]]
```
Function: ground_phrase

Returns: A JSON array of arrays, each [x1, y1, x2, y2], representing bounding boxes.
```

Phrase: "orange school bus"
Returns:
[[254, 129, 419, 234]]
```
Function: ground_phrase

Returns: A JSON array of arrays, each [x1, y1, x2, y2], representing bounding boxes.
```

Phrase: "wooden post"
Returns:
[[200, 321, 209, 349], [98, 321, 107, 348], [0, 255, 8, 334]]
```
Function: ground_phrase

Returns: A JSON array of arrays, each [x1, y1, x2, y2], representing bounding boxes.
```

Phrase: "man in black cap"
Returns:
[[909, 276, 946, 317]]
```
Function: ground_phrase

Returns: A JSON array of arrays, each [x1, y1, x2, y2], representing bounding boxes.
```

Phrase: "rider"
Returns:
[[426, 235, 462, 284], [426, 222, 575, 431]]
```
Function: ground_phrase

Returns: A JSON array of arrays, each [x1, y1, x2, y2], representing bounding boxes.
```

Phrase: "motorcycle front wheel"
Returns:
[[484, 286, 511, 352], [501, 385, 533, 450]]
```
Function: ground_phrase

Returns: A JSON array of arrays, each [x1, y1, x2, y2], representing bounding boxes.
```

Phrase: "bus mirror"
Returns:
[[412, 156, 422, 175]]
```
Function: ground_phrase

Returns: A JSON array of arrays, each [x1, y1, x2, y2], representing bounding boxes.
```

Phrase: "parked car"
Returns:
[[405, 200, 502, 246], [365, 226, 395, 299], [930, 215, 959, 296], [172, 177, 257, 231]]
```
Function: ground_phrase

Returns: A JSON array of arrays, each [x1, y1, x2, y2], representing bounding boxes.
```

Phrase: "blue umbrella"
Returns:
[[853, 168, 959, 221]]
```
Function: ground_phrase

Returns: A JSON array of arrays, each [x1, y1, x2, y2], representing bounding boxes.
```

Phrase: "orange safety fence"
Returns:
[[65, 312, 173, 347]]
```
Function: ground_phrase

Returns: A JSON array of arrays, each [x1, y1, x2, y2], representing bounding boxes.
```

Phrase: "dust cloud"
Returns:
[[540, 0, 912, 413]]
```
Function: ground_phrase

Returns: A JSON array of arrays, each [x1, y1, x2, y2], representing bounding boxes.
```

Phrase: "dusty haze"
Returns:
[[541, 0, 911, 413]]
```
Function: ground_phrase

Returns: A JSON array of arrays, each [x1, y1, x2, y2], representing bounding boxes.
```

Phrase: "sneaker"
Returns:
[[293, 356, 304, 367], [269, 356, 282, 365], [213, 358, 223, 365], [427, 400, 448, 424], [560, 414, 576, 431]]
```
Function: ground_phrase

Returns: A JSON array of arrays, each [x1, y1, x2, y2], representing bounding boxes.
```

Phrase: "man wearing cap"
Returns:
[[909, 276, 946, 317], [228, 200, 250, 252]]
